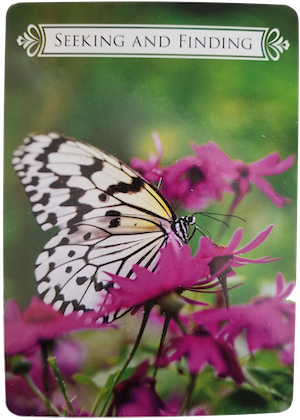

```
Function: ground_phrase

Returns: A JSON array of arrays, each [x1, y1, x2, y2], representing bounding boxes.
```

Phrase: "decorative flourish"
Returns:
[[16, 24, 43, 57], [265, 28, 290, 61]]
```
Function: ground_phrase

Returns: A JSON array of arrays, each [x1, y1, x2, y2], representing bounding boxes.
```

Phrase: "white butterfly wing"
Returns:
[[12, 133, 175, 231], [35, 217, 168, 317], [13, 133, 176, 316]]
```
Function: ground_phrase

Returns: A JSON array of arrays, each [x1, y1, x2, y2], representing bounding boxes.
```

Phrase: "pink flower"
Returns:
[[228, 152, 294, 211], [130, 132, 163, 182], [193, 273, 295, 364], [159, 328, 245, 384], [131, 135, 294, 212], [195, 225, 277, 307], [107, 361, 174, 416], [161, 142, 234, 210], [54, 338, 86, 379], [5, 297, 113, 355], [103, 240, 212, 315], [197, 224, 278, 277]]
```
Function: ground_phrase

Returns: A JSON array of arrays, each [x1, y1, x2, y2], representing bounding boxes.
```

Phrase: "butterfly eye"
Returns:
[[186, 215, 196, 225]]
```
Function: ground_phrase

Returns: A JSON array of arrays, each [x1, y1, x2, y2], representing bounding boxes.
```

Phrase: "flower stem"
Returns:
[[153, 315, 171, 378], [93, 303, 154, 416], [174, 315, 189, 335], [22, 373, 63, 417], [40, 340, 52, 415], [179, 373, 197, 415], [218, 273, 230, 308], [48, 356, 76, 416]]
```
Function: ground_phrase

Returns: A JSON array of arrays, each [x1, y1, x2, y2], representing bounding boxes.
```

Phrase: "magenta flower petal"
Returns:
[[151, 132, 163, 161], [229, 151, 294, 210], [225, 228, 243, 253], [235, 225, 273, 254], [130, 133, 164, 182], [196, 226, 276, 282], [193, 273, 295, 363], [275, 272, 295, 299], [250, 174, 291, 207], [161, 141, 235, 210], [159, 332, 245, 384], [249, 153, 294, 176], [5, 297, 113, 355], [192, 141, 237, 178], [4, 299, 22, 323], [108, 361, 172, 416], [103, 240, 212, 313]]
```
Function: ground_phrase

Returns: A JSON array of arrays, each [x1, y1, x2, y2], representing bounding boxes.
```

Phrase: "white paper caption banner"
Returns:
[[17, 24, 290, 61]]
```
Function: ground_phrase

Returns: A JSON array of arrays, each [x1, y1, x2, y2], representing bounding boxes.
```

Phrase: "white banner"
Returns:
[[17, 24, 290, 61]]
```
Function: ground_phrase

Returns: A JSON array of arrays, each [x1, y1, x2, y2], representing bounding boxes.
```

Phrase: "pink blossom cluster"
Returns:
[[5, 137, 295, 416], [131, 133, 294, 211]]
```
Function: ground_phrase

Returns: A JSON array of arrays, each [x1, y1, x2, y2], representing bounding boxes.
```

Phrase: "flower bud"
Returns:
[[157, 292, 184, 318], [10, 355, 32, 375]]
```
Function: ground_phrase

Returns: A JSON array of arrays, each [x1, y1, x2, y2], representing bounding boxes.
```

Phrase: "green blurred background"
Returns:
[[4, 2, 298, 309]]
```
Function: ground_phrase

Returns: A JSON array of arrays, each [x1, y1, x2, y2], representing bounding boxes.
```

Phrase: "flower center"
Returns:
[[184, 165, 206, 186]]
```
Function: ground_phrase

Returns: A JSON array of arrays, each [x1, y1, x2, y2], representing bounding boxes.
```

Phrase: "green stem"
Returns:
[[22, 373, 63, 417], [40, 340, 52, 415], [174, 315, 189, 335], [92, 303, 153, 417], [179, 373, 197, 416], [152, 315, 171, 379], [218, 273, 230, 308], [48, 356, 76, 416]]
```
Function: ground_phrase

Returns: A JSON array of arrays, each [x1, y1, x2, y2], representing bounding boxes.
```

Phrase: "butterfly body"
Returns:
[[13, 133, 194, 319]]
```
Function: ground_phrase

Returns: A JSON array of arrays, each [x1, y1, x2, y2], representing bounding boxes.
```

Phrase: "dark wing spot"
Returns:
[[109, 218, 121, 228], [38, 166, 52, 173], [76, 276, 88, 285], [36, 137, 66, 160], [27, 189, 37, 198], [106, 177, 144, 195], [69, 226, 78, 234], [94, 282, 104, 292], [45, 213, 58, 226], [61, 188, 86, 206], [65, 266, 72, 273], [40, 193, 51, 206], [59, 237, 70, 245], [49, 262, 55, 271], [68, 250, 76, 257], [71, 300, 90, 312], [48, 248, 55, 257], [67, 204, 94, 227], [92, 275, 104, 291], [31, 176, 39, 187], [99, 193, 107, 202], [80, 160, 103, 178], [105, 210, 121, 217], [50, 176, 71, 188], [83, 232, 92, 240]]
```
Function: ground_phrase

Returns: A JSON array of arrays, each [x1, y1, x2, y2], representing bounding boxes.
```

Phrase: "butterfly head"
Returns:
[[172, 215, 196, 244]]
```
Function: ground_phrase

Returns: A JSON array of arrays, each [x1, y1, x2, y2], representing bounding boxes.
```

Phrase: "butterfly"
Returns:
[[12, 133, 197, 320]]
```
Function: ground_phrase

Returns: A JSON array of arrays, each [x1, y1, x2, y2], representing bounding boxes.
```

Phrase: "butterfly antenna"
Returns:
[[193, 211, 246, 227], [192, 212, 230, 229]]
